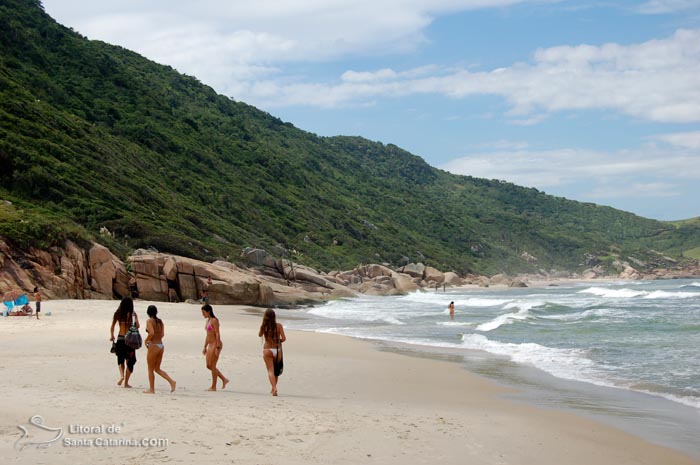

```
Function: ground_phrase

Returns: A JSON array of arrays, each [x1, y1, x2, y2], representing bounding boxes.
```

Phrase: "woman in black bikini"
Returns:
[[201, 304, 229, 391], [258, 308, 286, 396], [110, 297, 139, 388], [143, 305, 176, 394]]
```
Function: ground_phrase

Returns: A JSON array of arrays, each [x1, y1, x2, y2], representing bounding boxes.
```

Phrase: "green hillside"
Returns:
[[1, 0, 699, 275]]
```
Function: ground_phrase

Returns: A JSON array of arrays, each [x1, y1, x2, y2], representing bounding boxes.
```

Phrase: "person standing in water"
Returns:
[[143, 305, 176, 394], [258, 308, 286, 396], [110, 297, 139, 388], [201, 304, 229, 391], [448, 301, 455, 320]]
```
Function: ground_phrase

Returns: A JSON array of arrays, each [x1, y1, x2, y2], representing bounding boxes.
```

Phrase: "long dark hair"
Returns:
[[201, 303, 216, 319], [147, 304, 162, 329], [260, 308, 278, 342], [114, 297, 133, 323]]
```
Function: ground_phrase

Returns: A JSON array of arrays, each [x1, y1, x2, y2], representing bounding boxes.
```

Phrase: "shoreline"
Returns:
[[1, 299, 698, 464], [369, 338, 700, 458]]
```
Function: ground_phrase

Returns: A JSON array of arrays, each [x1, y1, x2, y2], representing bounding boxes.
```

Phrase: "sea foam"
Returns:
[[578, 287, 646, 298], [475, 301, 543, 331]]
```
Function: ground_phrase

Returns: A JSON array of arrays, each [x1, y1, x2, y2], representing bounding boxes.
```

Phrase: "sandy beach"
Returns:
[[1, 299, 697, 465]]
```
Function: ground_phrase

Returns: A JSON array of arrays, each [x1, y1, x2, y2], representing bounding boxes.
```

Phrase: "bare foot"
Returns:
[[124, 384, 132, 389], [170, 381, 176, 393], [272, 389, 278, 396], [117, 377, 124, 386], [221, 378, 229, 389], [143, 390, 154, 394], [207, 387, 217, 391]]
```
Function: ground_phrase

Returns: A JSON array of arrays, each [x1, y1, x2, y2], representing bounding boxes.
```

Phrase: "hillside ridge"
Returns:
[[1, 0, 699, 280]]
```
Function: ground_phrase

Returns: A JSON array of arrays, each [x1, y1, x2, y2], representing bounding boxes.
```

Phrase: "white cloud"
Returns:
[[637, 0, 700, 14], [439, 145, 700, 194], [245, 29, 700, 125], [587, 182, 680, 199], [652, 131, 700, 149], [476, 140, 530, 150]]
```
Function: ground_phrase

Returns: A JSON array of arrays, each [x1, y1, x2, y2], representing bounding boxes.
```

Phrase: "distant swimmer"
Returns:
[[448, 301, 455, 320]]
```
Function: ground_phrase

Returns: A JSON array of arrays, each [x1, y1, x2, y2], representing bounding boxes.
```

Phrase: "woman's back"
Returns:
[[113, 310, 132, 336], [148, 318, 164, 342]]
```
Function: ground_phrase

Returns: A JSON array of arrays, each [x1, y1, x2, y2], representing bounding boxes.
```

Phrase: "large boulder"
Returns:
[[51, 241, 91, 299], [392, 273, 420, 293], [401, 263, 425, 279], [443, 272, 462, 286], [240, 248, 278, 269], [366, 264, 394, 278], [89, 243, 129, 299], [163, 256, 178, 281], [358, 281, 393, 296], [489, 274, 511, 286], [424, 266, 445, 284], [619, 265, 641, 280]]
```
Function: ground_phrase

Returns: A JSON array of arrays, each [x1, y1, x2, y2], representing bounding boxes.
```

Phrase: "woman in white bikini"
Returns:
[[258, 308, 286, 396], [202, 304, 229, 391], [143, 305, 176, 394]]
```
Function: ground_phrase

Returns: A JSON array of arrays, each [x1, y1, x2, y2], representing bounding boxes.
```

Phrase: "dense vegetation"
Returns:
[[1, 0, 699, 275]]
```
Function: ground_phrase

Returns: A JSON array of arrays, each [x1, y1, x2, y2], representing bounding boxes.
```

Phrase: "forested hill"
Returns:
[[1, 0, 699, 275]]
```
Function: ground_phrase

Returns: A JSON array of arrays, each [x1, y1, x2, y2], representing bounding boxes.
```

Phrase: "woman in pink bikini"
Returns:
[[201, 304, 229, 391], [258, 308, 286, 396]]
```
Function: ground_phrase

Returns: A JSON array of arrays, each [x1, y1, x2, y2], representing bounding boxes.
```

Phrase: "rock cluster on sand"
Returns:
[[1, 240, 699, 306]]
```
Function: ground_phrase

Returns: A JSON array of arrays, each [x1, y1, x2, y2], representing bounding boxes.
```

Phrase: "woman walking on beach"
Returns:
[[143, 305, 176, 394], [110, 297, 139, 388], [201, 304, 229, 391], [258, 308, 286, 396]]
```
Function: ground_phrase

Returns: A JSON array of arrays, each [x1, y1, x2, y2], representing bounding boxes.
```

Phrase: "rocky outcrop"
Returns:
[[0, 238, 128, 300], [131, 253, 277, 306], [581, 265, 605, 279], [129, 251, 363, 306], [4, 237, 699, 307], [619, 265, 641, 280]]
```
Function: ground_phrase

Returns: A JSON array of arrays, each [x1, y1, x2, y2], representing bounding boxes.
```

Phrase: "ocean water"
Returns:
[[282, 279, 700, 455]]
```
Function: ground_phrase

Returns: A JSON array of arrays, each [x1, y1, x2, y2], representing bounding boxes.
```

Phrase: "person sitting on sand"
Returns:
[[110, 297, 139, 388], [143, 305, 176, 394], [201, 304, 229, 391], [258, 308, 286, 396]]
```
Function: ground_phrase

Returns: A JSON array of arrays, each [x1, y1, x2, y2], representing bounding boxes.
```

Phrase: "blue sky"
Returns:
[[41, 0, 700, 220]]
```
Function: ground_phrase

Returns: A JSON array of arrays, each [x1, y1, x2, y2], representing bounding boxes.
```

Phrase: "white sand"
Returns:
[[1, 300, 697, 465]]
